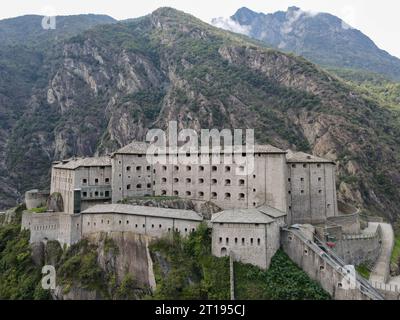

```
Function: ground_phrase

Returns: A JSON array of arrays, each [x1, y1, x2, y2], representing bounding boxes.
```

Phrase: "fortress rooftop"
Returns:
[[113, 141, 285, 155], [211, 208, 277, 224], [53, 156, 111, 170], [82, 204, 203, 221], [286, 150, 335, 164]]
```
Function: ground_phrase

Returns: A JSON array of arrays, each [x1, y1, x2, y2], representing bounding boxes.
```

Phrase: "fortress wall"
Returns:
[[265, 154, 288, 213], [25, 190, 49, 210], [327, 214, 360, 234], [334, 231, 382, 266], [22, 212, 60, 243], [212, 223, 268, 269], [288, 163, 338, 225], [281, 229, 371, 300], [81, 213, 201, 239]]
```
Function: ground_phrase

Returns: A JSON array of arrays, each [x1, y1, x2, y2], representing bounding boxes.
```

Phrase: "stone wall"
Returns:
[[287, 163, 338, 225], [281, 229, 374, 300], [334, 226, 382, 266], [327, 214, 360, 234], [112, 152, 288, 213], [25, 190, 49, 210]]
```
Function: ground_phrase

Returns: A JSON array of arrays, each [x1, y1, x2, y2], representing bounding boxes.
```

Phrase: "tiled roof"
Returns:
[[286, 150, 335, 164], [53, 156, 111, 170], [211, 208, 276, 224], [82, 204, 203, 221], [257, 205, 287, 218], [113, 141, 285, 155]]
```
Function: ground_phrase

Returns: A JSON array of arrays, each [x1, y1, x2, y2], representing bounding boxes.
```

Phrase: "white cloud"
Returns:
[[211, 17, 251, 35]]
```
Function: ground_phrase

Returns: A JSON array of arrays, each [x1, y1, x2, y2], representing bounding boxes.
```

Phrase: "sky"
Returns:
[[2, 0, 400, 58]]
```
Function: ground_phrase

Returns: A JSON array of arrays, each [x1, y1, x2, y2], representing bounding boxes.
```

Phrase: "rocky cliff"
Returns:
[[1, 8, 400, 221]]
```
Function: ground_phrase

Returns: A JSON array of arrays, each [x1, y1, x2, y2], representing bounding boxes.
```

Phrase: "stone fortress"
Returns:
[[22, 141, 392, 299]]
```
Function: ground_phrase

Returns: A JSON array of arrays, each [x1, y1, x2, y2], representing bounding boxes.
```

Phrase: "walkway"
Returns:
[[369, 223, 394, 284]]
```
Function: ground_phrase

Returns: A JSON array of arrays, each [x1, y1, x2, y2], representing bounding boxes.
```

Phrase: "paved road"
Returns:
[[369, 223, 394, 284]]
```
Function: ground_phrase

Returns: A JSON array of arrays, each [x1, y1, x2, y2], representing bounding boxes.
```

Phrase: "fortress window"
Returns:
[[225, 193, 231, 199], [82, 179, 87, 184], [327, 204, 331, 208], [242, 153, 246, 157], [185, 228, 188, 232], [135, 224, 138, 228], [212, 179, 217, 185], [127, 184, 131, 190], [253, 202, 256, 207], [225, 179, 231, 186], [105, 178, 110, 183], [289, 206, 292, 210], [199, 166, 205, 172], [186, 166, 192, 171], [126, 166, 131, 171], [225, 166, 231, 172], [152, 224, 154, 228], [301, 190, 305, 194], [219, 237, 222, 244], [95, 191, 99, 197], [174, 178, 179, 183], [119, 221, 122, 225], [212, 166, 217, 172], [174, 166, 179, 171], [318, 177, 322, 182], [199, 178, 204, 184], [320, 266, 325, 271], [100, 192, 104, 197], [186, 152, 190, 157], [126, 220, 129, 224], [253, 189, 256, 192], [107, 220, 110, 224], [101, 220, 104, 224], [146, 166, 151, 171], [239, 179, 245, 186], [242, 238, 245, 245], [118, 161, 122, 164], [174, 191, 179, 196], [82, 192, 87, 198], [250, 238, 254, 245], [186, 191, 192, 196], [192, 228, 195, 232], [319, 190, 322, 194], [95, 178, 99, 184], [288, 191, 291, 194], [198, 192, 204, 198], [292, 164, 296, 168], [138, 154, 143, 158], [87, 222, 90, 226], [303, 164, 307, 168], [136, 166, 141, 171], [105, 191, 110, 197], [161, 190, 167, 195], [186, 178, 192, 183], [211, 192, 217, 199], [119, 174, 122, 177], [257, 238, 261, 246], [253, 175, 256, 179], [317, 164, 321, 168], [162, 178, 167, 183], [168, 228, 171, 232], [239, 193, 245, 200], [235, 238, 238, 244], [159, 224, 162, 228], [162, 166, 167, 171], [226, 238, 229, 244], [137, 184, 142, 189], [288, 178, 291, 182], [301, 178, 304, 182], [143, 224, 145, 228]]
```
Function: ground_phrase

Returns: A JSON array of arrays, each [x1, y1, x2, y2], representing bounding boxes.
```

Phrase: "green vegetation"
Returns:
[[391, 230, 400, 265], [0, 206, 51, 300], [150, 224, 330, 300], [29, 207, 48, 213], [356, 264, 371, 280]]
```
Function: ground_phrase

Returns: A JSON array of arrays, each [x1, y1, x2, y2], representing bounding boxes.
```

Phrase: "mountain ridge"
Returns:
[[1, 7, 400, 222], [213, 6, 400, 81]]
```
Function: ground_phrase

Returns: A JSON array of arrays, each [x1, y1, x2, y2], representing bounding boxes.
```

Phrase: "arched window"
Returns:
[[225, 193, 231, 199], [211, 192, 217, 199]]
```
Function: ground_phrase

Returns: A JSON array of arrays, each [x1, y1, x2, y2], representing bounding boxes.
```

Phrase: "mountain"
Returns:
[[216, 6, 400, 81], [0, 14, 116, 46], [1, 8, 400, 222]]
